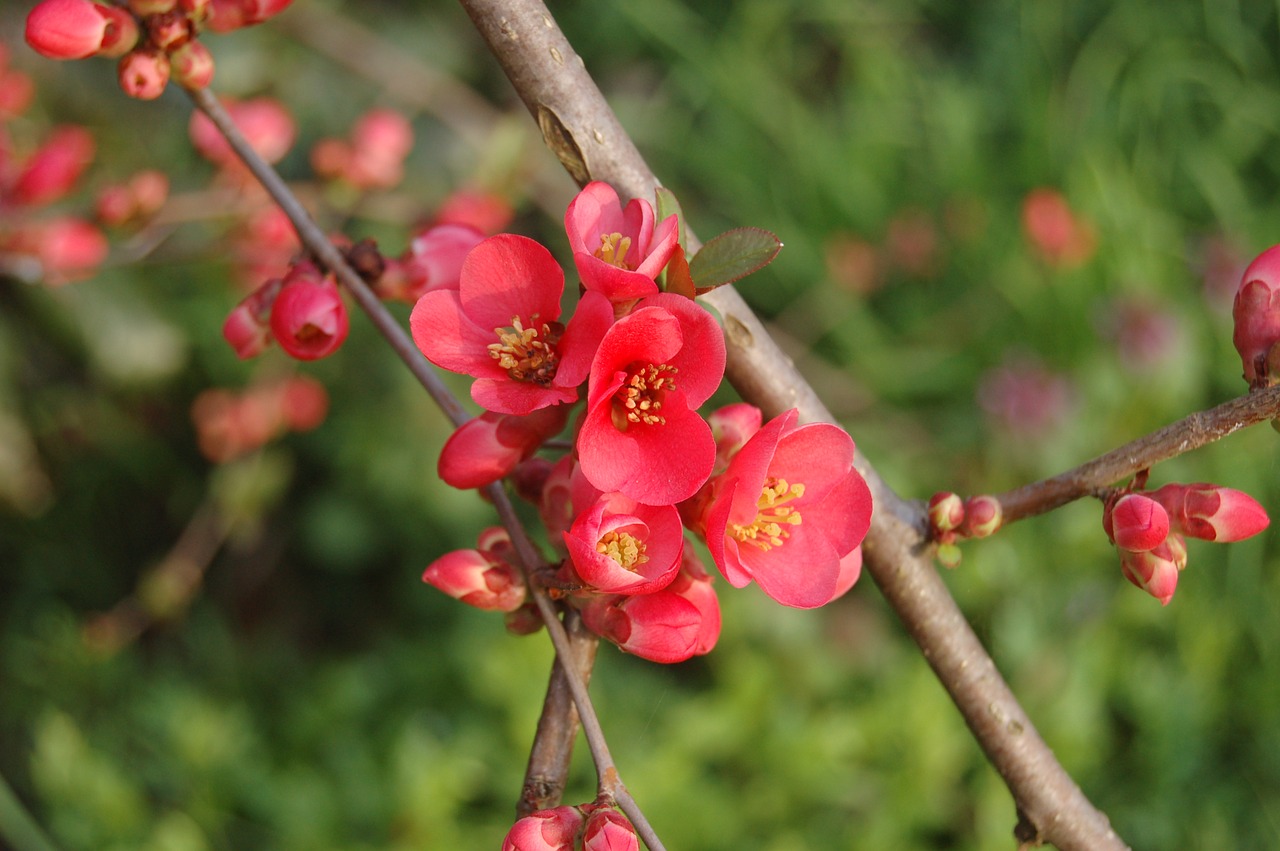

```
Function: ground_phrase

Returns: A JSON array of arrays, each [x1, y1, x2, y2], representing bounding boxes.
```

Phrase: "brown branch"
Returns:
[[456, 2, 1129, 848], [995, 384, 1280, 524]]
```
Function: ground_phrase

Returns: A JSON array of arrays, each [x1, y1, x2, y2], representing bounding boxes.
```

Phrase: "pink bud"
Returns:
[[5, 216, 108, 285], [1149, 482, 1270, 543], [117, 49, 170, 101], [1021, 188, 1095, 269], [376, 223, 484, 303], [707, 402, 762, 474], [928, 491, 965, 534], [960, 495, 1002, 539], [500, 806, 583, 851], [189, 97, 296, 168], [1234, 244, 1280, 387], [25, 0, 111, 60], [423, 544, 525, 613], [221, 277, 281, 359], [437, 406, 569, 490], [10, 125, 94, 207], [145, 11, 191, 51], [0, 68, 36, 119], [664, 549, 721, 655], [580, 590, 702, 664], [269, 265, 349, 361], [169, 39, 215, 90], [433, 187, 515, 235], [95, 6, 140, 58], [345, 108, 413, 189], [581, 807, 639, 851], [280, 376, 328, 432], [1106, 493, 1169, 552], [1118, 533, 1186, 606]]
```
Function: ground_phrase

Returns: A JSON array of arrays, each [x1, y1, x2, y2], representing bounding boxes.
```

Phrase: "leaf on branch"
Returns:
[[654, 186, 686, 249], [662, 244, 697, 299], [688, 227, 783, 290]]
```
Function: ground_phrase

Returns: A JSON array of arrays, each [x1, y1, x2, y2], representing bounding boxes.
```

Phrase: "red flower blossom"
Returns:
[[376, 223, 483, 303], [692, 409, 873, 608], [410, 233, 612, 415], [580, 588, 702, 664], [577, 292, 725, 505], [500, 806, 583, 851], [423, 527, 526, 613], [565, 181, 679, 306], [269, 263, 349, 360], [563, 491, 683, 595]]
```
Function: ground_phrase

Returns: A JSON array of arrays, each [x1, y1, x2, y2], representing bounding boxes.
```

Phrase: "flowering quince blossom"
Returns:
[[437, 405, 569, 490], [580, 586, 703, 664], [269, 262, 349, 361], [565, 180, 679, 307], [687, 408, 873, 608], [1104, 493, 1170, 552], [411, 233, 613, 415], [25, 0, 138, 61], [376, 223, 484, 303], [578, 292, 725, 505], [423, 527, 526, 613], [500, 805, 583, 851], [563, 491, 684, 595]]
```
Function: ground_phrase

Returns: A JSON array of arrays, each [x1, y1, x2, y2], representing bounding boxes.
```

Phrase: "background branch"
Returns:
[[456, 1, 1130, 848]]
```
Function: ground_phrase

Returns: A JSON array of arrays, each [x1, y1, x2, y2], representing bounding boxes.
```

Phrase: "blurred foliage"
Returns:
[[4, 0, 1280, 848]]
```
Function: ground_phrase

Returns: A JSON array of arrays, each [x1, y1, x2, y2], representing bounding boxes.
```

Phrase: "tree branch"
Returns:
[[456, 2, 1128, 848]]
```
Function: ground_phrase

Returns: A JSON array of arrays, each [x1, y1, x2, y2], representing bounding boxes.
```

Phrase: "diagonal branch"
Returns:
[[456, 1, 1129, 848]]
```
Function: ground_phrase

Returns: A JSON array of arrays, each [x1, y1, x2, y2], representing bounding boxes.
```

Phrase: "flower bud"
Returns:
[[145, 11, 191, 51], [269, 264, 349, 361], [580, 590, 702, 664], [25, 0, 112, 60], [117, 49, 170, 101], [1233, 244, 1280, 387], [280, 376, 328, 432], [95, 6, 141, 58], [960, 495, 1002, 538], [221, 277, 281, 359], [1106, 493, 1169, 552], [437, 406, 568, 490], [169, 39, 215, 90], [9, 125, 94, 208], [581, 807, 639, 851], [1149, 482, 1270, 543], [1118, 533, 1186, 606], [500, 806, 583, 851], [4, 216, 108, 285], [423, 539, 526, 613], [707, 403, 763, 474], [663, 549, 720, 655], [928, 491, 965, 534]]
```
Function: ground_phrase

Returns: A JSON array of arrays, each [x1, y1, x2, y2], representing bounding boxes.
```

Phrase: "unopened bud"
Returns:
[[1149, 482, 1270, 543], [960, 495, 1002, 539], [170, 39, 214, 89], [936, 541, 962, 569], [1106, 493, 1169, 552], [500, 806, 583, 851], [1118, 533, 1186, 606], [928, 491, 965, 534], [1233, 244, 1280, 387], [117, 49, 170, 100]]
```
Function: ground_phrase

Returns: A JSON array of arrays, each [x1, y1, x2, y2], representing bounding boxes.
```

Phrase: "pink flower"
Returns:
[[376, 223, 484, 303], [1119, 533, 1185, 606], [437, 405, 569, 490], [433, 188, 514, 235], [189, 97, 296, 169], [269, 263, 349, 361], [1148, 483, 1270, 543], [206, 0, 294, 31], [170, 39, 215, 90], [8, 125, 94, 207], [4, 216, 108, 285], [581, 807, 639, 851], [423, 528, 526, 613], [564, 492, 683, 595], [410, 234, 612, 415], [577, 292, 725, 505], [565, 181, 679, 306], [665, 548, 721, 655], [1104, 493, 1169, 552], [1232, 244, 1280, 387], [692, 409, 873, 608], [222, 277, 281, 359], [580, 589, 702, 664], [500, 806, 583, 851]]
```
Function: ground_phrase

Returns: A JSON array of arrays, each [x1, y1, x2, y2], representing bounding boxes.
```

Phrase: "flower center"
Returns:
[[731, 477, 805, 551], [487, 315, 563, 385], [611, 363, 678, 430], [595, 232, 634, 270], [597, 531, 648, 571]]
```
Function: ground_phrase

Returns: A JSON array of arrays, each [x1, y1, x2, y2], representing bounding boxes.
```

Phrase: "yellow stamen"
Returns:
[[487, 314, 562, 385], [612, 363, 678, 430], [596, 531, 649, 571], [730, 478, 805, 551], [596, 232, 634, 269]]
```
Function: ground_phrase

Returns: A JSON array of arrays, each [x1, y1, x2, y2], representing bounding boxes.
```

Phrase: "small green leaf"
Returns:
[[688, 227, 783, 289]]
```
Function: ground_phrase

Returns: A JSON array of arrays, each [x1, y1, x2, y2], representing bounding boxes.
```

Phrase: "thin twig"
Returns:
[[994, 385, 1280, 523], [456, 2, 1128, 848]]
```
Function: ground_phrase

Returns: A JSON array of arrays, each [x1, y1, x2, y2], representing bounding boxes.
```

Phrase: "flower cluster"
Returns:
[[501, 802, 639, 851], [1102, 483, 1269, 605], [25, 0, 295, 99], [417, 182, 874, 663], [223, 258, 350, 361], [926, 491, 1002, 568], [190, 374, 328, 463]]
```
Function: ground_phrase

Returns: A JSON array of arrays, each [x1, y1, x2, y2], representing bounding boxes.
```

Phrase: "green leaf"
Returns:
[[688, 227, 783, 289], [654, 186, 686, 249]]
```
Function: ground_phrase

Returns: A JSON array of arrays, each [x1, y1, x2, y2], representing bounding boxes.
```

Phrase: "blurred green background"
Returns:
[[4, 0, 1280, 848]]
